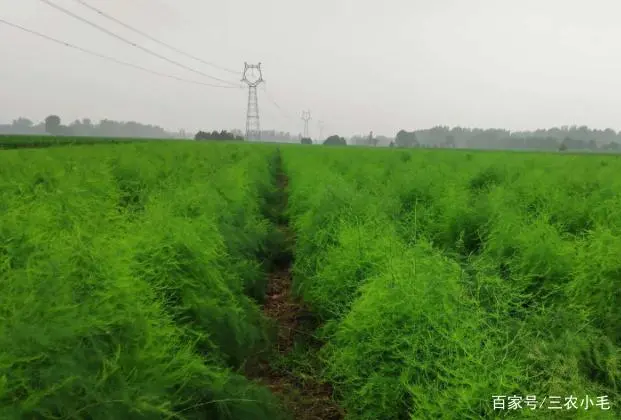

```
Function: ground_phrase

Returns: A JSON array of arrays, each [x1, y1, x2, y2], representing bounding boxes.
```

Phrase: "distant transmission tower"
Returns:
[[241, 62, 264, 141], [301, 110, 311, 139], [317, 120, 324, 144]]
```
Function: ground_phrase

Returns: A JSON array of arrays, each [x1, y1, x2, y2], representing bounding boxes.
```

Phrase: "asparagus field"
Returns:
[[283, 146, 621, 419], [0, 142, 286, 419], [1, 139, 620, 419], [0, 134, 153, 149]]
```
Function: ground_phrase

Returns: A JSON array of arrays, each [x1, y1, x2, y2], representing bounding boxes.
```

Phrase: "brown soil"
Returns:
[[248, 160, 344, 420]]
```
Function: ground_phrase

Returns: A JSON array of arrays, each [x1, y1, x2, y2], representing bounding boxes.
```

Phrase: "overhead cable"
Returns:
[[71, 0, 239, 76], [262, 84, 296, 121], [0, 18, 242, 89], [38, 0, 241, 87]]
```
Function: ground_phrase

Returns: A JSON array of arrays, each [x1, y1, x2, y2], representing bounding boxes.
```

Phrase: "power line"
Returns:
[[71, 0, 238, 75], [262, 84, 319, 137], [0, 18, 242, 89], [38, 0, 241, 87], [262, 84, 296, 121]]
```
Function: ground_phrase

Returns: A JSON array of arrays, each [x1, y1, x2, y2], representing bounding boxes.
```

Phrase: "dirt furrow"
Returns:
[[248, 150, 343, 420]]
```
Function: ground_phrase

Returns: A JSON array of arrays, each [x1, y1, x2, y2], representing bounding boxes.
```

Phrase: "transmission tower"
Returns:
[[241, 62, 264, 141], [317, 120, 324, 143], [301, 110, 311, 139]]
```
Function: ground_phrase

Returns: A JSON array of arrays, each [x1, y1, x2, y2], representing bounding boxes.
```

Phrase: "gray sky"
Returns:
[[1, 0, 621, 137]]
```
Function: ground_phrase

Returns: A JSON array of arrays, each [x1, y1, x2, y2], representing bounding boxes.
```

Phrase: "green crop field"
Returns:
[[0, 134, 158, 149], [1, 137, 620, 419]]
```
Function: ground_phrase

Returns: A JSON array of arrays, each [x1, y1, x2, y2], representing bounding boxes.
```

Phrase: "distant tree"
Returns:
[[602, 142, 620, 151], [559, 142, 568, 152], [11, 117, 33, 129], [602, 128, 617, 144], [395, 130, 419, 147], [2, 115, 178, 137], [44, 115, 61, 135], [445, 135, 456, 148], [588, 139, 598, 151], [414, 126, 450, 146], [389, 141, 395, 147], [59, 125, 73, 136], [4, 117, 39, 134], [323, 135, 347, 146], [369, 131, 378, 147], [350, 132, 386, 146], [560, 136, 589, 151], [194, 130, 243, 141], [68, 119, 86, 136], [350, 135, 366, 145], [375, 135, 392, 146], [231, 129, 245, 139], [301, 137, 313, 144], [195, 131, 208, 140]]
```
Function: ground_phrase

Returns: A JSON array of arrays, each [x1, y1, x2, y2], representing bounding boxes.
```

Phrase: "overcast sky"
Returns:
[[1, 0, 621, 137]]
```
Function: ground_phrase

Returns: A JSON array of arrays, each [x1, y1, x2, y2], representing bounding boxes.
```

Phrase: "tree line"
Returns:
[[4, 115, 621, 152], [350, 125, 621, 151], [0, 115, 188, 139], [194, 130, 243, 141], [298, 135, 347, 146]]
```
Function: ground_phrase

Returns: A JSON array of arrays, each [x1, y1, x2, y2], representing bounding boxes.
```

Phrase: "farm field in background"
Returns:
[[1, 138, 620, 419], [0, 134, 160, 149]]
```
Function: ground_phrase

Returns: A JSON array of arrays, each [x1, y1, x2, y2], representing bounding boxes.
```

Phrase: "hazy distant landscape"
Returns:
[[3, 115, 621, 151]]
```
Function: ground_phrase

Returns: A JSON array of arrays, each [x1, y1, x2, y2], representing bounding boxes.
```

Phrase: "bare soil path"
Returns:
[[248, 150, 344, 420]]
